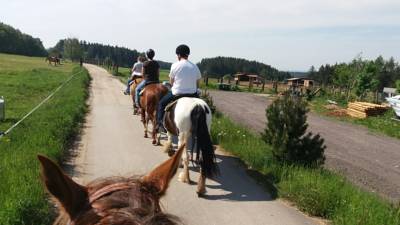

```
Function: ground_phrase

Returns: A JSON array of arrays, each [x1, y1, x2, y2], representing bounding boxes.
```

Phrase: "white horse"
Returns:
[[163, 97, 218, 196]]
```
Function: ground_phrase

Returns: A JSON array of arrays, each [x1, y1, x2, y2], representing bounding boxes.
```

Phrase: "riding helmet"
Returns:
[[176, 44, 190, 57], [146, 49, 155, 59]]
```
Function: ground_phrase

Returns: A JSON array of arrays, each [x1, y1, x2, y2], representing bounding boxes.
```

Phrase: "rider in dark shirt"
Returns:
[[135, 49, 160, 107]]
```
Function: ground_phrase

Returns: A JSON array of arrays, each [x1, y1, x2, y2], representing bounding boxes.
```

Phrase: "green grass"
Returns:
[[211, 112, 400, 225], [310, 96, 400, 139], [0, 53, 90, 224]]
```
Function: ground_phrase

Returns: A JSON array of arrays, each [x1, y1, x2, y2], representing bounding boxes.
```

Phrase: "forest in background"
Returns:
[[0, 22, 47, 57], [197, 56, 291, 81]]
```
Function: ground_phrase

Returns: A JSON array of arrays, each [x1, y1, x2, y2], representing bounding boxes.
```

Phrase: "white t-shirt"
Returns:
[[170, 59, 201, 95], [131, 62, 143, 76]]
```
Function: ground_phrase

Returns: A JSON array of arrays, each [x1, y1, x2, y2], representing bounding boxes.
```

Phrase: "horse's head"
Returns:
[[38, 145, 185, 225]]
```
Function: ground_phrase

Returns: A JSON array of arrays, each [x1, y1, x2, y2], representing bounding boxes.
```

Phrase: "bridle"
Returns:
[[68, 182, 137, 225]]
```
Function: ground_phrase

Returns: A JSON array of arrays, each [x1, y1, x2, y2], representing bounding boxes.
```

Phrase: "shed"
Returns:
[[383, 87, 398, 98], [287, 78, 314, 87]]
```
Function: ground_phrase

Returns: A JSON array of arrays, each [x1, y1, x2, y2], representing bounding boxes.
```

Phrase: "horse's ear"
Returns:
[[142, 144, 185, 196], [37, 155, 88, 219]]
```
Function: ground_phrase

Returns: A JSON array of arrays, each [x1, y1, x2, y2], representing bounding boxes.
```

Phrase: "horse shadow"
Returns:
[[187, 153, 278, 202]]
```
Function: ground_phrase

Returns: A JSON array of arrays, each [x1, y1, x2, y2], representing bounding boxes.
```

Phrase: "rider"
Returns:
[[157, 44, 201, 132], [135, 49, 160, 107], [124, 56, 145, 95]]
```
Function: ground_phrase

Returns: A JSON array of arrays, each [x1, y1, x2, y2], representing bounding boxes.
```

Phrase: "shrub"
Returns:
[[262, 94, 326, 166], [200, 89, 216, 113]]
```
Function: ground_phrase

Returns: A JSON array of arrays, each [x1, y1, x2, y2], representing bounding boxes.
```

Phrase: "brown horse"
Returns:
[[45, 56, 60, 66], [38, 144, 185, 225], [130, 77, 143, 114], [139, 83, 168, 145]]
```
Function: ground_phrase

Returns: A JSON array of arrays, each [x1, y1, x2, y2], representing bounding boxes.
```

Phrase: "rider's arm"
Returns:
[[170, 77, 174, 85]]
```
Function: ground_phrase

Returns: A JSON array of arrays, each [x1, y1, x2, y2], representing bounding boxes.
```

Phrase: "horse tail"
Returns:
[[190, 104, 218, 178]]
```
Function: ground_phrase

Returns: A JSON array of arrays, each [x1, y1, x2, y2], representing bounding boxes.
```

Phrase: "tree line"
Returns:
[[49, 39, 172, 69], [308, 55, 400, 101], [0, 22, 47, 57], [197, 56, 291, 81]]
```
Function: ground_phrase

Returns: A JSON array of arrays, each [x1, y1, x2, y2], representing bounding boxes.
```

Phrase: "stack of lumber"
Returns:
[[347, 102, 389, 118]]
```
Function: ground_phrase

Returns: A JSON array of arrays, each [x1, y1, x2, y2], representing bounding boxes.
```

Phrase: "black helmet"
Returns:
[[146, 49, 155, 59], [176, 44, 190, 57]]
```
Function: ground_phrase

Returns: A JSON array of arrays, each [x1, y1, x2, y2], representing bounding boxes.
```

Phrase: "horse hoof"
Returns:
[[144, 134, 148, 138], [167, 149, 175, 157], [152, 140, 157, 145], [197, 191, 206, 198]]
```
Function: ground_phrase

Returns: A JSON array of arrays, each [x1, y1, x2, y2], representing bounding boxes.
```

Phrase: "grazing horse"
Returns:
[[37, 144, 185, 225], [140, 83, 169, 145], [45, 56, 60, 66], [163, 97, 218, 196], [129, 77, 143, 114]]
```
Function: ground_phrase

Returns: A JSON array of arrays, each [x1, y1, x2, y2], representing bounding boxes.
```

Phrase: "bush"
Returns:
[[262, 94, 326, 166], [200, 89, 216, 113]]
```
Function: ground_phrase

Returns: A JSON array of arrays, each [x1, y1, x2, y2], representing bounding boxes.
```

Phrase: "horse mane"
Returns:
[[54, 176, 181, 225]]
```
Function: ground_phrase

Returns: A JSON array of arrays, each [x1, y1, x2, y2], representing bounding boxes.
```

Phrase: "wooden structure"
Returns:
[[235, 73, 261, 84], [286, 78, 315, 88], [347, 102, 389, 119]]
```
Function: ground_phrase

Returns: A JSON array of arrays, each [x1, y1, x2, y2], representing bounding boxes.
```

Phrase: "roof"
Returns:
[[286, 77, 314, 81], [235, 73, 260, 78], [383, 87, 397, 94]]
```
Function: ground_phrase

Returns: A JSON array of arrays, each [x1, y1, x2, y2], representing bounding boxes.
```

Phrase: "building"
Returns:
[[286, 78, 315, 88], [383, 87, 398, 98], [234, 73, 262, 85]]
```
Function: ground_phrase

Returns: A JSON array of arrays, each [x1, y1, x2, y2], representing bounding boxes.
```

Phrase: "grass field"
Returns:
[[211, 112, 400, 225], [0, 53, 90, 224], [310, 96, 400, 139]]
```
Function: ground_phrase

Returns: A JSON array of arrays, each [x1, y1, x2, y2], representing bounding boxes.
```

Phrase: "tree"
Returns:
[[262, 94, 325, 166], [355, 62, 379, 100], [63, 38, 82, 62]]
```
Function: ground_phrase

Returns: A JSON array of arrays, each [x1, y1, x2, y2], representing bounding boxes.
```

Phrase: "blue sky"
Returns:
[[1, 0, 399, 71]]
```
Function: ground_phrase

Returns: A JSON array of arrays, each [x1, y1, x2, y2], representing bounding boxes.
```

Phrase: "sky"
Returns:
[[1, 0, 400, 71]]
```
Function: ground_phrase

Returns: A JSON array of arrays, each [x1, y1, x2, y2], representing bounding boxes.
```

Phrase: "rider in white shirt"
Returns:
[[157, 44, 201, 132]]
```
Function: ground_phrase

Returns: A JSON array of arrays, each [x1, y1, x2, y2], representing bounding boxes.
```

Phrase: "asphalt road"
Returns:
[[208, 90, 400, 202], [69, 64, 322, 225]]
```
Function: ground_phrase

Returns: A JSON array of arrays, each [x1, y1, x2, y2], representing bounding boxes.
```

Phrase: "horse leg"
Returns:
[[163, 131, 173, 153], [178, 133, 191, 184], [151, 112, 157, 145], [142, 110, 148, 138], [197, 170, 207, 197]]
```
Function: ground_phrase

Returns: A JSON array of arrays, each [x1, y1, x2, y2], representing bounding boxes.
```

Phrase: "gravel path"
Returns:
[[209, 90, 400, 202], [69, 65, 322, 225]]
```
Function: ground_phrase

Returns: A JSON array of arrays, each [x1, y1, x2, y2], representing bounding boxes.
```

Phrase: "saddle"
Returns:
[[163, 94, 199, 136]]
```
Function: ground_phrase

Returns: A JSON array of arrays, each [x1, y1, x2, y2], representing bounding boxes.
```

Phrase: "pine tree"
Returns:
[[262, 94, 325, 166]]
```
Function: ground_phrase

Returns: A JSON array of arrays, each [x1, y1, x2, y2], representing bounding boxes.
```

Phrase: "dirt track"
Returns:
[[70, 64, 323, 225], [209, 90, 400, 202]]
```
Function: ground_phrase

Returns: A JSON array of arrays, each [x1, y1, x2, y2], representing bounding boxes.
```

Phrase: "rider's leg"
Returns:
[[135, 80, 146, 107], [157, 91, 174, 129], [124, 79, 132, 95]]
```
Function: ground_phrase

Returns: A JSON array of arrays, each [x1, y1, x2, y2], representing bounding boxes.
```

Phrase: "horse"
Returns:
[[129, 77, 144, 114], [37, 144, 185, 225], [45, 56, 60, 66], [139, 83, 169, 145], [163, 97, 218, 196]]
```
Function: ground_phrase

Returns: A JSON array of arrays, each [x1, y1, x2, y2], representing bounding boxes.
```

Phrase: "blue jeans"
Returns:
[[135, 80, 146, 106], [125, 79, 132, 93], [157, 91, 175, 126]]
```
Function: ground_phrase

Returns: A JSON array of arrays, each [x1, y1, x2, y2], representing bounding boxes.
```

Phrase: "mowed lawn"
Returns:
[[0, 53, 90, 224]]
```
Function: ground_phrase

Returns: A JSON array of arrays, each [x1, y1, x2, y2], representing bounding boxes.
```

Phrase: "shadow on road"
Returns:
[[188, 153, 278, 202]]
